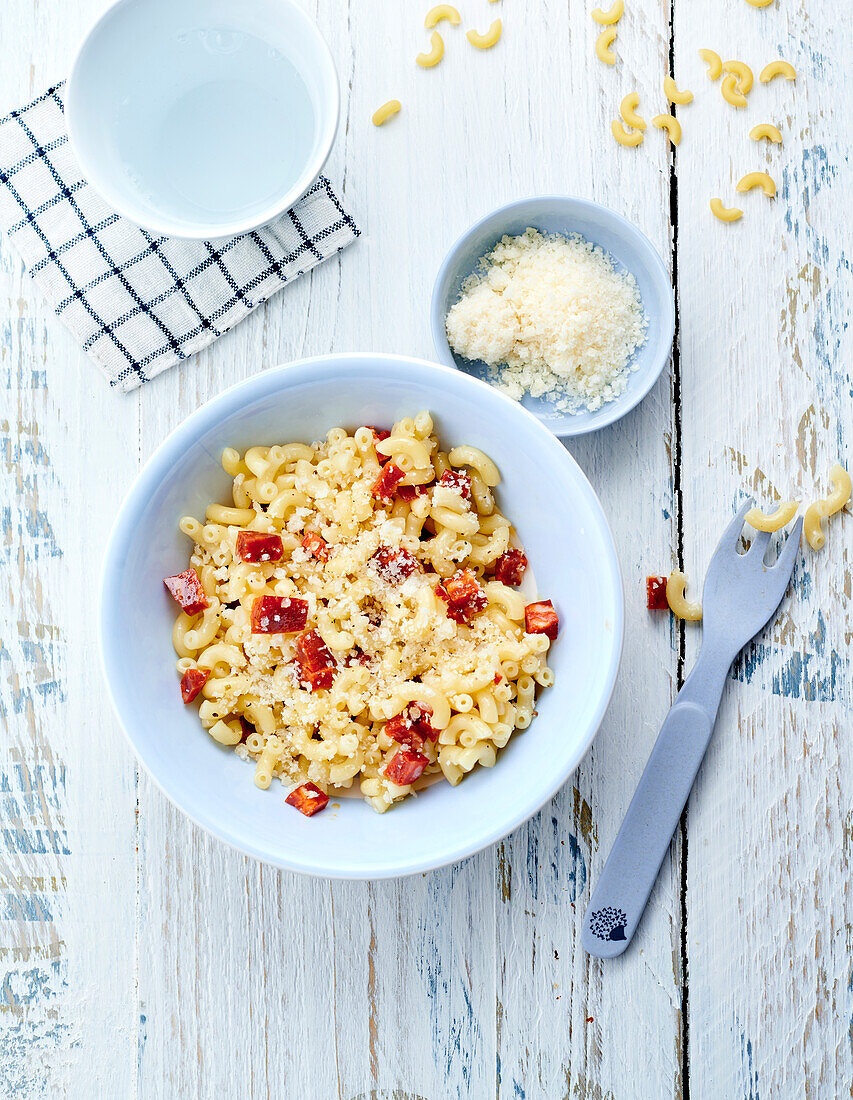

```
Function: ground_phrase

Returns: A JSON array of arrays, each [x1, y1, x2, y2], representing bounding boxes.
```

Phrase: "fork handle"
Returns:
[[581, 648, 732, 958]]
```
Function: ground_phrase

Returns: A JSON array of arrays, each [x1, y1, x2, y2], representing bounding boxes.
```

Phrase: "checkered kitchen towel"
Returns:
[[0, 84, 360, 391]]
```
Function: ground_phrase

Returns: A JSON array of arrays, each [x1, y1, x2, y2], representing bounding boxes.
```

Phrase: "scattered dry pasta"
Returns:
[[744, 0, 774, 6], [710, 198, 743, 222], [804, 464, 851, 550], [595, 27, 617, 65], [417, 31, 445, 67], [666, 571, 702, 621], [699, 49, 723, 80], [620, 92, 647, 130], [736, 171, 776, 197], [467, 20, 502, 49], [720, 73, 748, 108], [425, 4, 461, 28], [722, 60, 753, 93], [166, 416, 560, 814], [760, 60, 796, 83], [611, 119, 643, 146], [745, 500, 799, 532], [750, 123, 782, 143], [653, 114, 681, 146], [591, 0, 623, 24], [664, 76, 693, 105], [372, 100, 402, 126]]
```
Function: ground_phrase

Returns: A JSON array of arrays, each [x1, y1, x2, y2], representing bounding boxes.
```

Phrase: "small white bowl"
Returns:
[[431, 196, 675, 437], [99, 355, 623, 878], [66, 0, 339, 239]]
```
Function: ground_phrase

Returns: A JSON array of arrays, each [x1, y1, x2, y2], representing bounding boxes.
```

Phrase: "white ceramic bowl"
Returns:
[[66, 0, 339, 239], [431, 196, 675, 437], [99, 355, 623, 877]]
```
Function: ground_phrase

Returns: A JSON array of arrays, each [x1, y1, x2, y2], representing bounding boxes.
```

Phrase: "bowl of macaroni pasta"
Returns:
[[100, 354, 623, 877]]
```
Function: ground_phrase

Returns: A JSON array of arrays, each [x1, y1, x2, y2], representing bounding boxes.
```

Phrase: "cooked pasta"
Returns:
[[165, 415, 559, 814], [745, 500, 798, 532], [666, 571, 703, 621]]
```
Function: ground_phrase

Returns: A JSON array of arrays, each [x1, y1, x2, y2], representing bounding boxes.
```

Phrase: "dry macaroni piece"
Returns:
[[372, 100, 402, 126], [736, 171, 776, 197], [467, 20, 502, 49], [666, 571, 702, 621], [745, 500, 799, 532], [611, 119, 643, 147], [595, 27, 617, 65], [699, 49, 723, 80], [710, 198, 743, 221], [721, 72, 748, 107], [664, 76, 693, 105], [750, 123, 782, 143], [745, 0, 774, 6], [166, 415, 559, 814], [653, 113, 682, 146], [591, 0, 623, 24], [760, 60, 796, 83], [425, 4, 461, 28], [620, 92, 647, 130], [722, 60, 753, 93], [804, 464, 851, 550], [417, 31, 445, 67]]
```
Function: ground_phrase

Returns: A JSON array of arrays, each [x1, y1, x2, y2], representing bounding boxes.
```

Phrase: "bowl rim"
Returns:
[[99, 353, 625, 877], [65, 0, 340, 240], [429, 193, 675, 439]]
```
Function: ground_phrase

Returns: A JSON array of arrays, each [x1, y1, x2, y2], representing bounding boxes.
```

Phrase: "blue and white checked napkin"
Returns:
[[0, 84, 360, 392]]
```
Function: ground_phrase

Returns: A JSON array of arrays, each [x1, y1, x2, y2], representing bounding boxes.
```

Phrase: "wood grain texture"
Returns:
[[675, 0, 852, 1097], [1, 0, 846, 1096]]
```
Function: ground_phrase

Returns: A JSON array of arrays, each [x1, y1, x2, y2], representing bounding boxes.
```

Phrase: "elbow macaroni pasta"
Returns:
[[759, 60, 796, 83], [171, 414, 557, 813], [591, 0, 623, 24], [699, 49, 722, 80], [736, 172, 776, 197], [466, 21, 502, 50], [425, 4, 461, 28], [611, 119, 643, 147], [666, 571, 703, 621], [750, 123, 782, 143], [372, 100, 402, 126], [663, 76, 693, 105], [721, 73, 748, 108], [804, 464, 851, 550], [620, 93, 647, 130], [417, 31, 445, 67], [710, 198, 743, 222], [652, 114, 681, 146], [745, 500, 799, 532], [595, 27, 617, 65]]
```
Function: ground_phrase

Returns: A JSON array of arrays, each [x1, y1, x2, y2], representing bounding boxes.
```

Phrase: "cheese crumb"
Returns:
[[445, 228, 648, 413]]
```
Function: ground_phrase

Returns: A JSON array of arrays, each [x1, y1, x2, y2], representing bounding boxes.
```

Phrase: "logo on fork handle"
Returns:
[[589, 906, 627, 941]]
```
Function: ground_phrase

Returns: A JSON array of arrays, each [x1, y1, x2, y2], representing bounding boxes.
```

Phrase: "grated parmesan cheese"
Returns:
[[445, 228, 648, 413]]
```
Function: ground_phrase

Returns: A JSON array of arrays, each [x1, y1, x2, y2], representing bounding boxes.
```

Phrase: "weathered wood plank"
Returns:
[[675, 0, 853, 1095]]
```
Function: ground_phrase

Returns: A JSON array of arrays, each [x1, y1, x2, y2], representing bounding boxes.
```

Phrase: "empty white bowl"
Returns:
[[99, 355, 623, 877], [431, 196, 675, 437], [66, 0, 339, 238]]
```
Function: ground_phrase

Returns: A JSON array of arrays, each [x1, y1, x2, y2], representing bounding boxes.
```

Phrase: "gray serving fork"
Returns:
[[582, 501, 803, 958]]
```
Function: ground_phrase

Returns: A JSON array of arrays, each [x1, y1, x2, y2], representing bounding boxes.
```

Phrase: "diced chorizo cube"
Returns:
[[301, 532, 330, 562], [435, 568, 488, 623], [180, 667, 209, 703], [384, 702, 438, 749], [250, 595, 309, 634], [164, 569, 208, 615], [438, 469, 472, 501], [294, 629, 337, 691], [235, 530, 284, 563], [372, 462, 406, 502], [396, 483, 429, 502], [372, 546, 419, 584], [285, 782, 330, 817], [494, 548, 528, 587], [383, 748, 429, 787], [524, 599, 559, 639], [646, 575, 669, 611]]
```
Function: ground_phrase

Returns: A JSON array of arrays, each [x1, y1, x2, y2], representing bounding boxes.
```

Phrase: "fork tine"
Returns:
[[747, 529, 771, 559], [715, 498, 754, 555], [772, 516, 804, 578]]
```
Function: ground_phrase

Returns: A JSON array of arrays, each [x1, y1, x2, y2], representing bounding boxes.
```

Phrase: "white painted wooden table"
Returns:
[[2, 0, 850, 1096]]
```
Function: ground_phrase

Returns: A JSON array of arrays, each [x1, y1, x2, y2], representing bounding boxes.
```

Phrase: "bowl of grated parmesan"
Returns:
[[431, 196, 674, 436]]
